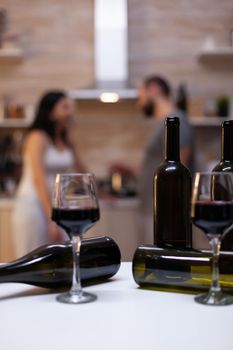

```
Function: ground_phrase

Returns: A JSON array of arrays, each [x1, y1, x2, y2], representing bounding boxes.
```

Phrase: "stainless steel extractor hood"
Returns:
[[69, 0, 137, 102]]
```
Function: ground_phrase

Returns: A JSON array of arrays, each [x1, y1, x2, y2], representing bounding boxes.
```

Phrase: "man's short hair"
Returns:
[[144, 75, 171, 98]]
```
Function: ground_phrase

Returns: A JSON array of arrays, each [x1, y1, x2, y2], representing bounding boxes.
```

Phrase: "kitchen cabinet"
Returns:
[[0, 199, 16, 262], [88, 198, 141, 261]]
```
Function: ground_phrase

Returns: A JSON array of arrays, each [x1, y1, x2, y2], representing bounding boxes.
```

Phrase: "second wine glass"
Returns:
[[191, 172, 233, 306], [52, 173, 100, 304]]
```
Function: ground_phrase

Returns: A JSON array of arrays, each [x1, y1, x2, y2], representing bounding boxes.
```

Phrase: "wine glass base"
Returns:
[[195, 290, 233, 306], [56, 291, 97, 304]]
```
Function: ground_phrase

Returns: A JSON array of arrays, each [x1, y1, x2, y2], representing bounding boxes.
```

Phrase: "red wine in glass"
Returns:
[[191, 172, 233, 306], [52, 173, 100, 304], [192, 201, 233, 235], [52, 208, 100, 237]]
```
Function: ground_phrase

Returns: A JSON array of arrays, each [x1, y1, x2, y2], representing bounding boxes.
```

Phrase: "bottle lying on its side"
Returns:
[[0, 236, 121, 289], [132, 245, 233, 294]]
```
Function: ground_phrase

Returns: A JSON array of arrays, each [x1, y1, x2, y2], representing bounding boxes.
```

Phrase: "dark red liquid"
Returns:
[[52, 208, 100, 236], [192, 201, 233, 235]]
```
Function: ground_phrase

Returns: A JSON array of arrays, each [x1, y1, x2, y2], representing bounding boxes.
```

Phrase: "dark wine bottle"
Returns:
[[0, 236, 121, 289], [212, 120, 233, 250], [176, 83, 188, 113], [153, 116, 192, 248], [132, 245, 233, 294], [213, 120, 233, 173]]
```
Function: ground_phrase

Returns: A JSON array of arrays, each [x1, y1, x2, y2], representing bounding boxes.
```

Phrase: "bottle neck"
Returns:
[[165, 123, 180, 161], [222, 126, 233, 162]]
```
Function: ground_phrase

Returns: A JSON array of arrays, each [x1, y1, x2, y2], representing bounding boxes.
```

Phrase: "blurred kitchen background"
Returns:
[[0, 0, 233, 261]]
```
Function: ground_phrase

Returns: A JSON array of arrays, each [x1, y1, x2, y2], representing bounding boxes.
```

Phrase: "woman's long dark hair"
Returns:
[[29, 90, 70, 145]]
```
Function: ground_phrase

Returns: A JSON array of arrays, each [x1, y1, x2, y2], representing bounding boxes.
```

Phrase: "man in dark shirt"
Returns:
[[138, 76, 194, 243], [112, 76, 193, 243]]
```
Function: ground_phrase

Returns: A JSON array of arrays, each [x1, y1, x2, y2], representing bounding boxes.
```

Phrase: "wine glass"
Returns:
[[52, 173, 100, 304], [191, 172, 233, 306]]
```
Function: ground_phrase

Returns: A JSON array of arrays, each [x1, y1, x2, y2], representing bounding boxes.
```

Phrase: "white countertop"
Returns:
[[0, 262, 232, 350]]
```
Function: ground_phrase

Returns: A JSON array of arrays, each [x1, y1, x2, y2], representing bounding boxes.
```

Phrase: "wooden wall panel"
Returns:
[[1, 0, 232, 101], [128, 0, 233, 96], [0, 0, 94, 104]]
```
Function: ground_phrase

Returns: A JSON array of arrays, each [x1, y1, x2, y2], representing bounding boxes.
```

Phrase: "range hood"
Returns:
[[69, 0, 137, 102]]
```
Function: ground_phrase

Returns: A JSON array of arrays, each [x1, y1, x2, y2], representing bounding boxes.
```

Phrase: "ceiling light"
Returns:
[[100, 92, 119, 103]]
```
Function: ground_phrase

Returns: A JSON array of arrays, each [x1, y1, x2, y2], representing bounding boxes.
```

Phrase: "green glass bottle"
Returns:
[[133, 245, 233, 294]]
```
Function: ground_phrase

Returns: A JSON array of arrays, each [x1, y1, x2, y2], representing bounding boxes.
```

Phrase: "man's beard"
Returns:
[[142, 100, 155, 118]]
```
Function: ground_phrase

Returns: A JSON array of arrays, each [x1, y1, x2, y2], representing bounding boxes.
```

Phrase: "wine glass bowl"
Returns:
[[191, 172, 233, 306], [52, 173, 100, 304]]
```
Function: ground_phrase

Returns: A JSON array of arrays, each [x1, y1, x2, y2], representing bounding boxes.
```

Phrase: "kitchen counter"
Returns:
[[0, 196, 141, 262], [100, 197, 139, 208], [0, 197, 14, 209], [0, 196, 139, 209], [0, 195, 209, 261]]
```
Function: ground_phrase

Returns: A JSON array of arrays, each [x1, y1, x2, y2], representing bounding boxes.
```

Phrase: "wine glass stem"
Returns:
[[71, 234, 82, 296], [209, 235, 221, 293]]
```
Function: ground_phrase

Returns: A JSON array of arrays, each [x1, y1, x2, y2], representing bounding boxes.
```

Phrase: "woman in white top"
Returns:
[[13, 91, 86, 257]]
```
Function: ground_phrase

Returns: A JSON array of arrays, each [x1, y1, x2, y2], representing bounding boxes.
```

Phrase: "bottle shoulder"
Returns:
[[155, 161, 191, 178], [212, 161, 233, 173]]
